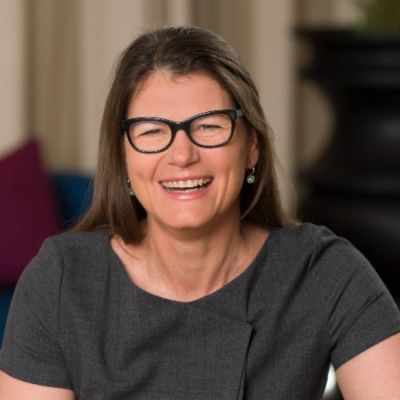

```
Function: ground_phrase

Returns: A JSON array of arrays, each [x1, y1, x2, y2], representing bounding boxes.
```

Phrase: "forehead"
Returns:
[[127, 71, 233, 119]]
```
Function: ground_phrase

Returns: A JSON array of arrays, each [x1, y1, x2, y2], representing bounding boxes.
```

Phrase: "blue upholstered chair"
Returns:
[[0, 172, 92, 347]]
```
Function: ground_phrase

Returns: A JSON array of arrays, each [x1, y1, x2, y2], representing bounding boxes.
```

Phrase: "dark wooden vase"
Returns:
[[296, 28, 400, 300]]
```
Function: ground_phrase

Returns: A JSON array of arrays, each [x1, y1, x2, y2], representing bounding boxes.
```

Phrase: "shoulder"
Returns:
[[19, 230, 111, 289], [49, 229, 110, 255], [267, 222, 343, 268], [272, 222, 364, 266], [276, 223, 390, 314], [35, 229, 110, 264], [273, 222, 340, 247], [292, 223, 376, 281], [267, 222, 381, 294]]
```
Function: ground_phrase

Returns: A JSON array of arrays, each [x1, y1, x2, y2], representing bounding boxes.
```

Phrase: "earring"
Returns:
[[127, 177, 135, 197], [246, 167, 256, 184]]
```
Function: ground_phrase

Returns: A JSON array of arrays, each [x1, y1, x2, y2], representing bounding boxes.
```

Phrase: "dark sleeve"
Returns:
[[0, 238, 72, 389], [309, 225, 400, 369]]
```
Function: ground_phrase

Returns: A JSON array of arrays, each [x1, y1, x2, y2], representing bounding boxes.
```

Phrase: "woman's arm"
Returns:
[[0, 371, 74, 400], [336, 333, 400, 399]]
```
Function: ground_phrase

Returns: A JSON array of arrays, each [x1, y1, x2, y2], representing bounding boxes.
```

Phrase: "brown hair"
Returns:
[[75, 25, 292, 243]]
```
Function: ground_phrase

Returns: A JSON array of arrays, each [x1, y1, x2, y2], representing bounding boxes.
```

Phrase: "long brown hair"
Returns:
[[75, 25, 292, 243]]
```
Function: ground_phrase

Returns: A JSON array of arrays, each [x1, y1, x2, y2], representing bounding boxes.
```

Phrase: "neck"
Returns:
[[143, 213, 251, 302]]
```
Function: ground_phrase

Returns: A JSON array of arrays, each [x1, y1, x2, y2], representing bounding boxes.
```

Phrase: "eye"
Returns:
[[139, 128, 163, 137], [130, 121, 169, 139], [198, 124, 221, 130], [192, 113, 231, 134]]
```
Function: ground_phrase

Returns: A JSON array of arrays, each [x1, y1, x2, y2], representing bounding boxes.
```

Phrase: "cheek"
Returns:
[[217, 145, 248, 194], [124, 139, 144, 179], [231, 136, 251, 172], [125, 152, 161, 199], [124, 148, 145, 191], [126, 160, 148, 188]]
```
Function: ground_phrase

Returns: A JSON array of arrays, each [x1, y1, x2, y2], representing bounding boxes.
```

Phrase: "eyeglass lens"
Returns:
[[128, 112, 233, 152]]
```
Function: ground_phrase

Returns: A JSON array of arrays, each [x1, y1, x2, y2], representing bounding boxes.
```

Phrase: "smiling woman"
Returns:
[[121, 71, 257, 237], [0, 26, 399, 400]]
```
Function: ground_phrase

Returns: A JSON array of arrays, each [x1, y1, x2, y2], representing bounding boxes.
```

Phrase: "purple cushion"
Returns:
[[0, 138, 61, 287]]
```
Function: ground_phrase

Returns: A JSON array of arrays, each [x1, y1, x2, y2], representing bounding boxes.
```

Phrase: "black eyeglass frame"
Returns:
[[122, 109, 244, 154]]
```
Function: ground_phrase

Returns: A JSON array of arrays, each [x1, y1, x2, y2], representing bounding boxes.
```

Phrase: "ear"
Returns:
[[246, 128, 259, 168]]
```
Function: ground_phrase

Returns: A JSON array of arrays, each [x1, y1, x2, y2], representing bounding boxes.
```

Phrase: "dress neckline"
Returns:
[[108, 227, 277, 306]]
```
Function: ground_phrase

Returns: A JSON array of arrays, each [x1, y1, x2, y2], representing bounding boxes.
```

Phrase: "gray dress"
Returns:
[[1, 223, 399, 399]]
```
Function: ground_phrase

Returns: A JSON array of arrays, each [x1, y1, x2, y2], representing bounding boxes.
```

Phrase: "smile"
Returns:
[[161, 178, 213, 192]]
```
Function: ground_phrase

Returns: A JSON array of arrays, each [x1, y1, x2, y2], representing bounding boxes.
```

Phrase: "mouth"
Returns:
[[160, 177, 213, 193]]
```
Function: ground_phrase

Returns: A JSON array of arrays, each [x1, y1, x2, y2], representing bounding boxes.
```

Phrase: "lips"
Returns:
[[160, 178, 213, 192]]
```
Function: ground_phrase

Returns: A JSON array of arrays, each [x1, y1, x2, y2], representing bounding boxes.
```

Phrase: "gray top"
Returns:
[[1, 223, 399, 399]]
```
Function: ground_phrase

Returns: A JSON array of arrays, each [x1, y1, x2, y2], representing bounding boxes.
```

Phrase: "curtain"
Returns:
[[0, 0, 27, 156]]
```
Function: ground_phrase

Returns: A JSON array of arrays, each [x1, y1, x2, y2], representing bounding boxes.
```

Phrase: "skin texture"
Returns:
[[336, 332, 400, 399], [0, 371, 74, 400]]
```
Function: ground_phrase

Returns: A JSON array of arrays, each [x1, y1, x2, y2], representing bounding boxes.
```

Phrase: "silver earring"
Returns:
[[246, 167, 256, 184], [127, 177, 135, 197]]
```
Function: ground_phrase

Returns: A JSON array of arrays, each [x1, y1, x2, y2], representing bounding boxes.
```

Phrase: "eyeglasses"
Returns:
[[122, 109, 244, 154]]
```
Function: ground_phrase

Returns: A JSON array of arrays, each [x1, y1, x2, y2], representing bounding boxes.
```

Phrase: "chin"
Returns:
[[148, 202, 240, 233], [166, 216, 209, 231], [150, 210, 214, 233]]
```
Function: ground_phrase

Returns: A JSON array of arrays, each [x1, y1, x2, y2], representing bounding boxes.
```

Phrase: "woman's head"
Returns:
[[77, 25, 289, 242], [123, 71, 259, 235]]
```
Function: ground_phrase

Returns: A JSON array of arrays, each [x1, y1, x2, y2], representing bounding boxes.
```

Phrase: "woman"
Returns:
[[0, 26, 399, 399]]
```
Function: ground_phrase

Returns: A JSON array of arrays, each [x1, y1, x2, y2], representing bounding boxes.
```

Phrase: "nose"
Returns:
[[166, 128, 200, 167]]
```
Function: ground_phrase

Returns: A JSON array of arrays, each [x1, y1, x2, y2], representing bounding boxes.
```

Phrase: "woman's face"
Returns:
[[125, 71, 258, 234]]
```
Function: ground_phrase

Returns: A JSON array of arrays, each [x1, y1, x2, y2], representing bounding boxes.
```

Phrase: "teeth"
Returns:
[[162, 178, 211, 190]]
